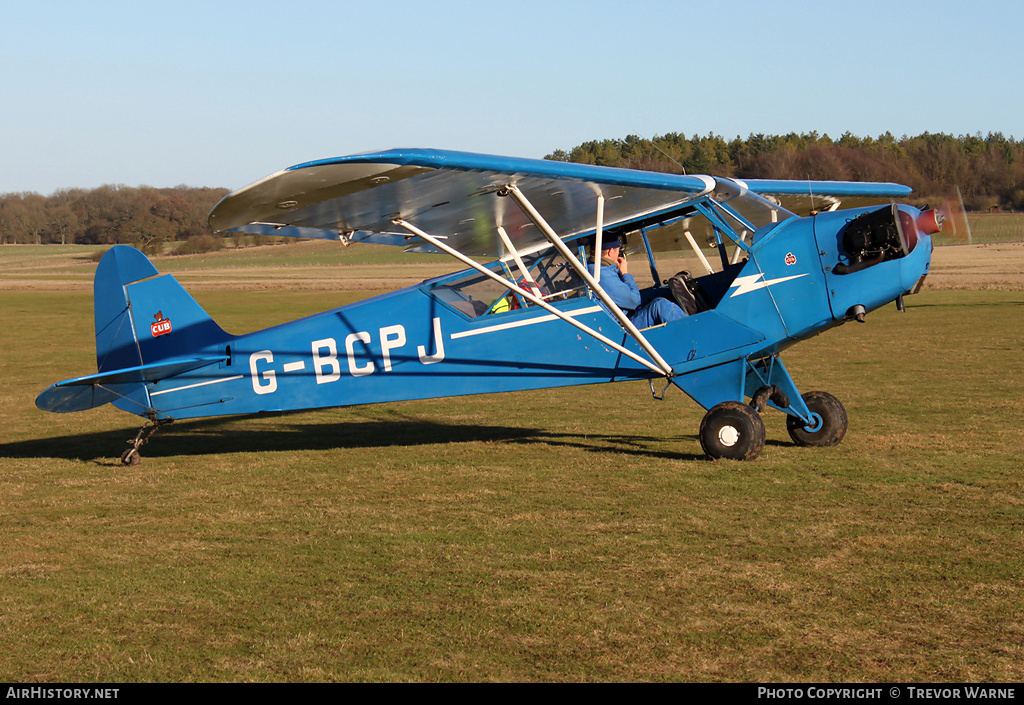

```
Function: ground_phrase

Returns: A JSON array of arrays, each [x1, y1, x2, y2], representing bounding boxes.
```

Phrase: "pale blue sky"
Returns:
[[2, 0, 1020, 195]]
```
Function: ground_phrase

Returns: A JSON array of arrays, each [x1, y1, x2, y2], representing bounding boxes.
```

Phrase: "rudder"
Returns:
[[93, 245, 231, 416], [94, 245, 158, 373]]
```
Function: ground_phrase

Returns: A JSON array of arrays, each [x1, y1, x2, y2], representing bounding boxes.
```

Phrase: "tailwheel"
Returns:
[[786, 391, 848, 447], [120, 417, 172, 466], [699, 401, 766, 461]]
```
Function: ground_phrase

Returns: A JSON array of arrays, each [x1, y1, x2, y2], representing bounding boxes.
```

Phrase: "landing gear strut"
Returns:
[[120, 418, 172, 466], [787, 391, 847, 447]]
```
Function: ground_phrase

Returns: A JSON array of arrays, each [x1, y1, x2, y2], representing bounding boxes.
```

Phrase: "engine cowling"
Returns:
[[834, 204, 931, 274]]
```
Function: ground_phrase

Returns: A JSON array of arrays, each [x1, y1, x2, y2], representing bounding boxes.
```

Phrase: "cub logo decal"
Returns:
[[784, 252, 797, 266], [151, 311, 172, 337]]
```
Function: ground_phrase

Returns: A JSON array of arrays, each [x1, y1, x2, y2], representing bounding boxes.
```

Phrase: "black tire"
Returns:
[[699, 401, 766, 461], [120, 448, 140, 466], [787, 391, 848, 447]]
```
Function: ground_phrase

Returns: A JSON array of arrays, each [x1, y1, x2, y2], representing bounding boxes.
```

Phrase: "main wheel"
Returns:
[[699, 401, 766, 461], [786, 391, 848, 447]]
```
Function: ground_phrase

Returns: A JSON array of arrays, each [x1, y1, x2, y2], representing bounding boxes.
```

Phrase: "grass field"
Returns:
[[1, 236, 1022, 682], [932, 212, 1024, 247]]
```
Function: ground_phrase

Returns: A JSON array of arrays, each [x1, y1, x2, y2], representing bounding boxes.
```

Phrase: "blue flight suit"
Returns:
[[598, 260, 686, 328]]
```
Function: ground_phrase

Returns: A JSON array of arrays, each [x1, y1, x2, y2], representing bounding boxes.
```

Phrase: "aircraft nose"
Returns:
[[917, 209, 944, 236], [901, 224, 932, 294], [897, 207, 942, 257]]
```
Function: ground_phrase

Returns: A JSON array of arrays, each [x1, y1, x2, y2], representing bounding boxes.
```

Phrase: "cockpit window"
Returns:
[[427, 249, 586, 318]]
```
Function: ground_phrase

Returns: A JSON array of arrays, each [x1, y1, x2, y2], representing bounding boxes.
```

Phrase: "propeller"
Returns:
[[934, 186, 972, 244]]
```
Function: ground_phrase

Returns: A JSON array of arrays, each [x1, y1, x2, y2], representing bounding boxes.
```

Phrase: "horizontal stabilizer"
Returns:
[[36, 357, 227, 413]]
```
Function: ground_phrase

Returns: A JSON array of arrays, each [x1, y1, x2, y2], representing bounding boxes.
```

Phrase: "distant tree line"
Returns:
[[546, 131, 1024, 211], [0, 185, 228, 251], [3, 132, 1021, 248]]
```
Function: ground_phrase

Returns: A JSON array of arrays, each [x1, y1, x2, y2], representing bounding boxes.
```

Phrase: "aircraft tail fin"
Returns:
[[94, 246, 230, 374], [38, 245, 233, 416]]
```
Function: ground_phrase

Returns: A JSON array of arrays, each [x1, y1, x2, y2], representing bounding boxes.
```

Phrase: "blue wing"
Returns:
[[209, 148, 912, 256], [739, 177, 912, 216]]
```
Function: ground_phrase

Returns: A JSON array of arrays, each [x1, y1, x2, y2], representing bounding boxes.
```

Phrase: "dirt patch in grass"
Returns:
[[4, 240, 1024, 292], [926, 242, 1024, 290]]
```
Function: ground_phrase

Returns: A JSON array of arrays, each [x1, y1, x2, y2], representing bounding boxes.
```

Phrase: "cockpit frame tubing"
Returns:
[[692, 200, 755, 270], [692, 200, 754, 254], [683, 229, 716, 275], [392, 217, 671, 377], [712, 197, 757, 235], [639, 227, 661, 287], [502, 184, 674, 377]]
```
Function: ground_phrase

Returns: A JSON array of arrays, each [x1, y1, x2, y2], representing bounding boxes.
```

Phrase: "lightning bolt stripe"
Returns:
[[728, 273, 810, 298]]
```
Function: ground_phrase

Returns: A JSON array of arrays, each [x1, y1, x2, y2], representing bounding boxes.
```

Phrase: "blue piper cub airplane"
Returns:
[[37, 149, 944, 464]]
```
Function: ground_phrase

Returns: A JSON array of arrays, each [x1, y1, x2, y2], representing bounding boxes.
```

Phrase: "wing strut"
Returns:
[[502, 184, 674, 377], [592, 194, 604, 283], [496, 226, 538, 288], [683, 229, 716, 275], [392, 218, 671, 377]]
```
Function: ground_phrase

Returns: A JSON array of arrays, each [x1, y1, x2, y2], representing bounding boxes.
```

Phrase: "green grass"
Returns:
[[932, 212, 1024, 246], [1, 248, 1022, 682], [153, 241, 453, 271]]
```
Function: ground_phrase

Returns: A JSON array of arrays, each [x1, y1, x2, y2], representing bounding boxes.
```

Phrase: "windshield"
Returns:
[[710, 177, 797, 233]]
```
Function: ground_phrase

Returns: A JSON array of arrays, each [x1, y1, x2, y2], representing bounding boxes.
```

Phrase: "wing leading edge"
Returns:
[[209, 149, 718, 258], [738, 177, 912, 216], [209, 148, 913, 256]]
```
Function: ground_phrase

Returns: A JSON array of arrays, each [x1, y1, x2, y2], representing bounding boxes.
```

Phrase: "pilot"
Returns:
[[594, 236, 686, 328]]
